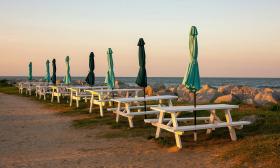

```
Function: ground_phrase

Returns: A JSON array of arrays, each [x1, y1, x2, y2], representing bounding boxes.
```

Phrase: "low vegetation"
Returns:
[[0, 81, 279, 168]]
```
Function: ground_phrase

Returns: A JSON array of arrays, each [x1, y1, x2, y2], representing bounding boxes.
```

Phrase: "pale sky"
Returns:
[[0, 0, 279, 77]]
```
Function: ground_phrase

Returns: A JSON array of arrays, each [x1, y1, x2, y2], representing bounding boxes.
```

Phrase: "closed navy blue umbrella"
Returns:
[[51, 59, 57, 85], [85, 52, 95, 86]]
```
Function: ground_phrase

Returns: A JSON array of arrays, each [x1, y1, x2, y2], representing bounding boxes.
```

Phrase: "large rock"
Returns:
[[254, 88, 278, 106], [157, 89, 174, 96], [196, 84, 219, 103], [218, 85, 235, 95], [242, 98, 254, 105], [230, 86, 259, 100], [214, 94, 239, 104], [176, 84, 192, 102], [152, 83, 166, 92], [167, 86, 177, 95]]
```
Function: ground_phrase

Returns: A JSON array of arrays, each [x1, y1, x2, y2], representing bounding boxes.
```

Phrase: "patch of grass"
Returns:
[[0, 86, 18, 94], [220, 134, 280, 168]]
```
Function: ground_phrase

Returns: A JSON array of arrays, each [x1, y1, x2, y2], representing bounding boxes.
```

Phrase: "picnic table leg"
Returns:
[[57, 94, 60, 103], [51, 92, 54, 102], [89, 95, 93, 113], [116, 102, 121, 123], [206, 110, 216, 134], [99, 104, 104, 117], [126, 103, 134, 128], [165, 100, 175, 126], [76, 99, 79, 108], [225, 109, 237, 141], [171, 113, 182, 149], [155, 111, 164, 138], [70, 91, 73, 106], [99, 95, 104, 117], [168, 99, 173, 106]]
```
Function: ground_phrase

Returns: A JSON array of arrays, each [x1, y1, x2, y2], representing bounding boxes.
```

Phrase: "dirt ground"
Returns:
[[0, 93, 224, 168]]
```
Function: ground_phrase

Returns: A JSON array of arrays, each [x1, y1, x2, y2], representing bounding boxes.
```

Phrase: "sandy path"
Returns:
[[0, 93, 222, 168]]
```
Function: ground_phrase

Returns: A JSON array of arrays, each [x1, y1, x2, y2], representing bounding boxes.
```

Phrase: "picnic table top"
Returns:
[[85, 88, 142, 93], [111, 95, 178, 103], [68, 86, 107, 90], [49, 85, 69, 88], [151, 104, 239, 113]]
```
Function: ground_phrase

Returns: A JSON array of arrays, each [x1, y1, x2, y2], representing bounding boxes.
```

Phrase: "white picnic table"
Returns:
[[145, 104, 251, 149], [68, 86, 108, 108], [36, 85, 52, 100], [18, 82, 43, 95], [110, 95, 178, 128], [49, 85, 71, 103], [85, 88, 142, 116]]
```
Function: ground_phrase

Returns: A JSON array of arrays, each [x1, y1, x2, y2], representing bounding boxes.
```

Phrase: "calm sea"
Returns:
[[1, 76, 280, 88]]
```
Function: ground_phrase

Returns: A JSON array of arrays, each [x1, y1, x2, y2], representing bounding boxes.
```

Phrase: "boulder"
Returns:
[[218, 85, 235, 95], [196, 84, 219, 103], [152, 83, 166, 92], [145, 85, 153, 96], [157, 89, 173, 96], [230, 86, 259, 100], [167, 86, 177, 95], [214, 94, 239, 104], [242, 98, 254, 105], [254, 88, 278, 106], [176, 84, 192, 102]]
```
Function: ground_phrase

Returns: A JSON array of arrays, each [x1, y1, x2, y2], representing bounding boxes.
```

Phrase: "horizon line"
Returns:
[[1, 75, 280, 79]]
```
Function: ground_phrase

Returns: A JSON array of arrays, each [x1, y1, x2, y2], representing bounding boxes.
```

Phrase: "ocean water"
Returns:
[[1, 76, 280, 88]]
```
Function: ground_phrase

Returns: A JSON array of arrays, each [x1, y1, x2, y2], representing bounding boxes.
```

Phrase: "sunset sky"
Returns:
[[0, 0, 279, 77]]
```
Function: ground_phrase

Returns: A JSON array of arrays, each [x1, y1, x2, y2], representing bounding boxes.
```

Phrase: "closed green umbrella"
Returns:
[[44, 60, 51, 83], [51, 59, 56, 85], [28, 62, 32, 81], [105, 48, 115, 89], [182, 26, 201, 141], [64, 56, 71, 85], [85, 52, 95, 86], [136, 38, 148, 117]]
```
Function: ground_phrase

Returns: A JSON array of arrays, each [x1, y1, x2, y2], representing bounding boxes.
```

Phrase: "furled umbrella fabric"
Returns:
[[51, 59, 57, 85], [28, 62, 32, 81], [44, 60, 51, 83], [64, 56, 71, 85], [182, 26, 201, 141], [135, 38, 148, 117], [85, 52, 95, 86], [135, 38, 147, 88], [105, 48, 115, 89]]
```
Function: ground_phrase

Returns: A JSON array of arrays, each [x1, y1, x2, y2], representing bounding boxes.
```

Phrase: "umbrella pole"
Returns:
[[194, 91, 197, 141], [144, 87, 147, 119], [112, 88, 114, 106]]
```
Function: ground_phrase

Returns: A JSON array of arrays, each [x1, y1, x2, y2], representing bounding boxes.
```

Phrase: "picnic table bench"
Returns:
[[49, 85, 71, 103], [86, 88, 142, 116], [110, 95, 178, 128], [145, 104, 251, 149], [36, 85, 52, 100], [18, 82, 40, 95], [68, 86, 107, 108]]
